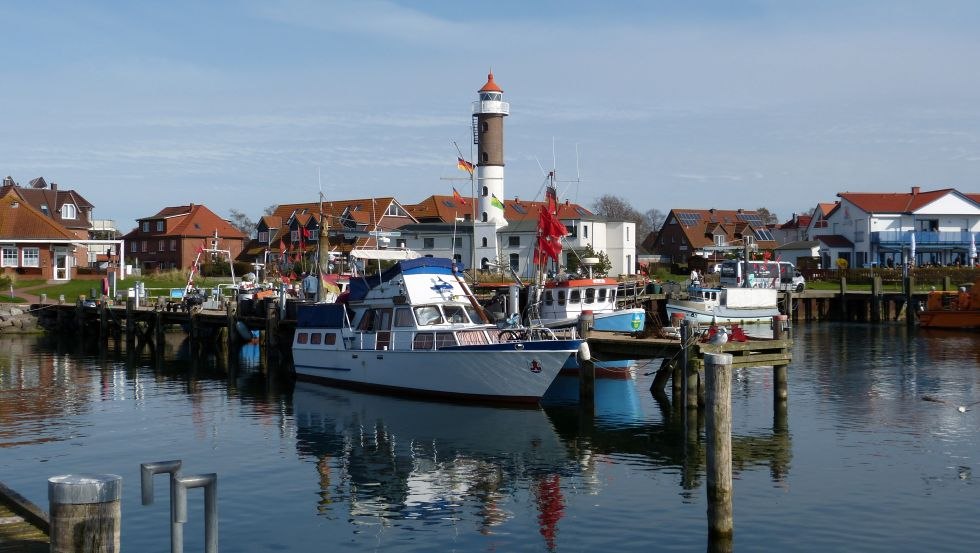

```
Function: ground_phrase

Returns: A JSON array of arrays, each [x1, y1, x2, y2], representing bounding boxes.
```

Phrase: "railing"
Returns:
[[873, 230, 974, 246]]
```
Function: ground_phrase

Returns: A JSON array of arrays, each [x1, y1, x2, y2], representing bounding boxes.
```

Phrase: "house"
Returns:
[[649, 208, 778, 264], [123, 204, 246, 271], [807, 186, 980, 268], [1, 176, 97, 271], [0, 191, 80, 281], [773, 213, 813, 245]]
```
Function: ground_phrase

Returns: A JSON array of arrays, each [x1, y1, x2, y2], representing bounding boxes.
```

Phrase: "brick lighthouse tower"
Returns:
[[472, 71, 510, 269]]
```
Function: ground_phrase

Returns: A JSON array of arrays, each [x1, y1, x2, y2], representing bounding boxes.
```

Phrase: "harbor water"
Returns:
[[1, 323, 977, 551]]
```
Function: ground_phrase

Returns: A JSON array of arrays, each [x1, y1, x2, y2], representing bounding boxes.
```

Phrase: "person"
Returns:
[[302, 272, 318, 301], [690, 269, 700, 286]]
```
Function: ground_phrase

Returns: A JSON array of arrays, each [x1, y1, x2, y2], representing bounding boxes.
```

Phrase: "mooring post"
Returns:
[[704, 352, 734, 539], [839, 276, 848, 321], [871, 276, 882, 324], [99, 300, 108, 344], [174, 473, 219, 553], [125, 297, 135, 347], [265, 300, 279, 349], [681, 320, 698, 412], [772, 314, 786, 340], [905, 274, 916, 327], [226, 300, 237, 350], [48, 473, 122, 553], [577, 311, 595, 406], [154, 309, 165, 349], [783, 290, 794, 325]]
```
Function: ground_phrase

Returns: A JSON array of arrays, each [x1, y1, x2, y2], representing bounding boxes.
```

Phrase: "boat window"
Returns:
[[435, 332, 457, 349], [324, 333, 337, 345], [544, 290, 553, 305], [711, 292, 717, 300], [414, 305, 444, 326], [413, 333, 434, 350], [357, 310, 375, 331], [464, 305, 482, 323], [597, 289, 607, 302], [569, 290, 581, 304], [310, 333, 322, 345], [584, 288, 596, 304], [296, 332, 308, 344], [394, 308, 415, 327], [557, 291, 566, 305], [609, 289, 616, 302], [443, 305, 469, 324]]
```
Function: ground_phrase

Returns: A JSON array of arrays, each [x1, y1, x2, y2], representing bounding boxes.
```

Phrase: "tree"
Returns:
[[263, 204, 279, 216], [644, 208, 665, 233], [592, 195, 652, 238], [755, 207, 779, 225], [228, 208, 255, 237]]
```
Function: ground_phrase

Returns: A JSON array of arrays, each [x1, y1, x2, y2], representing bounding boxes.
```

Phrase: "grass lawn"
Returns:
[[29, 274, 236, 302], [0, 295, 27, 303]]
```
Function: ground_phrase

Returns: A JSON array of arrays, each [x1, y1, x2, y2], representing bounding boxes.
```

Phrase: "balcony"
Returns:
[[472, 100, 510, 115], [873, 230, 974, 250]]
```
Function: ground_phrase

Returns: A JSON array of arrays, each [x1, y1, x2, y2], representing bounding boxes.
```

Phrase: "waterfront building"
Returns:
[[649, 208, 778, 265], [806, 186, 980, 268], [122, 203, 246, 271]]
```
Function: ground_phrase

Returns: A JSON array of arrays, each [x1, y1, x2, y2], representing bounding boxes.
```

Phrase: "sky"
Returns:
[[2, 0, 979, 230]]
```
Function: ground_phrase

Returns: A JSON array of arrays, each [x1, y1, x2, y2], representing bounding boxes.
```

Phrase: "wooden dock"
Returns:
[[0, 482, 49, 553]]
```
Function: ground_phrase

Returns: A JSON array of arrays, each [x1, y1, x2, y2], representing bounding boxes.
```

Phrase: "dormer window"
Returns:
[[141, 221, 150, 232], [156, 221, 164, 232], [61, 204, 77, 219], [40, 204, 48, 215]]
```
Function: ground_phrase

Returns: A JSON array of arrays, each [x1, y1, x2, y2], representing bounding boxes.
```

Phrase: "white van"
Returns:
[[719, 260, 805, 292]]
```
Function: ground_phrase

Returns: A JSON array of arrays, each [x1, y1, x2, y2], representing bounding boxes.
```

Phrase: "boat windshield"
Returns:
[[443, 305, 470, 324], [414, 305, 444, 326]]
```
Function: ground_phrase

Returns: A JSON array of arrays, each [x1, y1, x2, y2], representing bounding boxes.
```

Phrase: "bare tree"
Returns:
[[592, 195, 652, 238], [263, 204, 279, 216], [228, 208, 255, 237], [755, 207, 779, 225], [644, 208, 666, 232]]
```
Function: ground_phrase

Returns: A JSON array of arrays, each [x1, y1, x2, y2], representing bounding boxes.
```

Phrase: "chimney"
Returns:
[[51, 182, 58, 191], [911, 186, 920, 195]]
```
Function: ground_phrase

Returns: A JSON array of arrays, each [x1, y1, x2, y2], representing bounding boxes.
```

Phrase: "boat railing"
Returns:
[[328, 324, 567, 351]]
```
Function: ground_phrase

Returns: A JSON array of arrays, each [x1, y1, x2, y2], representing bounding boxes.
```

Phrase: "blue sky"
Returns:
[[2, 0, 979, 229]]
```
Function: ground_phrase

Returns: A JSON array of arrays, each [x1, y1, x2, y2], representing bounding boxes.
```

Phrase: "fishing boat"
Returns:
[[917, 277, 980, 330], [292, 255, 585, 403], [532, 274, 646, 333], [666, 283, 780, 325]]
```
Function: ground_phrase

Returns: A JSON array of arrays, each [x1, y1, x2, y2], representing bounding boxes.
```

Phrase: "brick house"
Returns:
[[0, 190, 80, 280], [123, 204, 246, 271], [649, 208, 778, 265]]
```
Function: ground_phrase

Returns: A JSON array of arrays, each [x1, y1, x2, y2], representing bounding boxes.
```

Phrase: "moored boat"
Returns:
[[917, 278, 980, 330], [292, 256, 584, 403], [533, 276, 646, 332], [666, 284, 780, 325]]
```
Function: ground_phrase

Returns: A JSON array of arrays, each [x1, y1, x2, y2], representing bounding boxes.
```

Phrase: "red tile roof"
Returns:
[[837, 188, 955, 213], [0, 192, 77, 240]]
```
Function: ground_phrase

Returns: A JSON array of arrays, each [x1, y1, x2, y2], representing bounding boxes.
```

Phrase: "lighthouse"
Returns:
[[472, 72, 510, 269]]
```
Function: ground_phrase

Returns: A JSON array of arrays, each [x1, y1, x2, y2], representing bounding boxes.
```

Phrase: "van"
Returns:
[[719, 260, 805, 292]]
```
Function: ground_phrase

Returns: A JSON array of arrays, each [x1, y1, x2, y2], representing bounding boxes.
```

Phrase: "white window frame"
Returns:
[[62, 203, 77, 219], [258, 230, 268, 243], [21, 247, 40, 268], [156, 221, 164, 231], [1, 246, 18, 267]]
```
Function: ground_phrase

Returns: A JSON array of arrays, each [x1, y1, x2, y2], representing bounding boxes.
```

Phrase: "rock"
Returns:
[[9, 307, 23, 316]]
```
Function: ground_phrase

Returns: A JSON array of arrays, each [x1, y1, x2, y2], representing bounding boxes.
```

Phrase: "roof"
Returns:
[[479, 71, 503, 93], [0, 181, 94, 230], [778, 214, 812, 230], [776, 240, 820, 250], [405, 194, 595, 224], [663, 208, 779, 250], [126, 203, 245, 239], [0, 192, 77, 240], [836, 188, 956, 214]]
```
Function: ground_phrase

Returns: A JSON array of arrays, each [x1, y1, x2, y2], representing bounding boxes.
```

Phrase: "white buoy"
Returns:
[[578, 342, 591, 362]]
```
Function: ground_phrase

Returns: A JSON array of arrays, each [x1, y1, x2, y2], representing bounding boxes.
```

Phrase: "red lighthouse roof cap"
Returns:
[[479, 71, 503, 93]]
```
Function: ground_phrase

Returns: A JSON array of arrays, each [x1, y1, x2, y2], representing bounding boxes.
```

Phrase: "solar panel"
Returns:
[[512, 205, 527, 214], [575, 207, 589, 217], [677, 212, 702, 226], [754, 228, 774, 241], [738, 213, 763, 226]]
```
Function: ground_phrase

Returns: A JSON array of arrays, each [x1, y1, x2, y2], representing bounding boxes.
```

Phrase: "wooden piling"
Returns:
[[264, 301, 279, 349], [48, 473, 122, 553], [704, 352, 733, 539], [226, 301, 237, 350], [681, 320, 698, 411], [904, 274, 916, 327], [577, 312, 595, 406], [871, 276, 882, 324], [839, 276, 848, 321], [125, 298, 135, 347], [98, 300, 108, 344]]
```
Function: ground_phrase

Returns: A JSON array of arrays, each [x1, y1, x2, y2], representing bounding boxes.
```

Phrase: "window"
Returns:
[[481, 237, 488, 247], [414, 306, 443, 326], [258, 231, 268, 243], [481, 152, 489, 163], [509, 253, 519, 271], [62, 204, 77, 219], [481, 121, 489, 132], [130, 242, 137, 253], [291, 230, 299, 242], [544, 290, 553, 305], [584, 288, 596, 304], [565, 225, 576, 238], [508, 236, 520, 247], [142, 221, 150, 232], [569, 290, 581, 304], [141, 240, 147, 252], [21, 247, 39, 267], [324, 333, 337, 345], [584, 226, 589, 239], [394, 308, 415, 327], [170, 239, 177, 251], [557, 291, 566, 305], [296, 333, 308, 344], [627, 227, 630, 241], [714, 234, 726, 246], [156, 221, 164, 232], [435, 332, 456, 349], [413, 333, 434, 350], [158, 239, 165, 252], [396, 239, 406, 248], [482, 212, 488, 222], [443, 305, 469, 324], [386, 204, 406, 216], [310, 333, 322, 345], [454, 237, 462, 248], [1, 246, 18, 267], [598, 289, 607, 302], [423, 237, 435, 249]]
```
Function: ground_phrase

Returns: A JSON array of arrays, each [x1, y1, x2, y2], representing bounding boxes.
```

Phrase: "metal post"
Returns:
[[141, 460, 183, 553], [175, 473, 218, 553], [48, 473, 122, 553]]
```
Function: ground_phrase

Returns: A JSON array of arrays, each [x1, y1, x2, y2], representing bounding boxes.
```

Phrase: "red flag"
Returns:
[[452, 188, 468, 206], [534, 205, 567, 265]]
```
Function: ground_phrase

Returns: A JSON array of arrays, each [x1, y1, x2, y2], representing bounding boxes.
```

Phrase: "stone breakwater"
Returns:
[[0, 304, 41, 333]]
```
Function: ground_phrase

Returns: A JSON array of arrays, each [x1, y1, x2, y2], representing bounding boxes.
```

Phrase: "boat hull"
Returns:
[[917, 310, 980, 330], [592, 308, 646, 332], [293, 342, 579, 403], [666, 302, 779, 324]]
